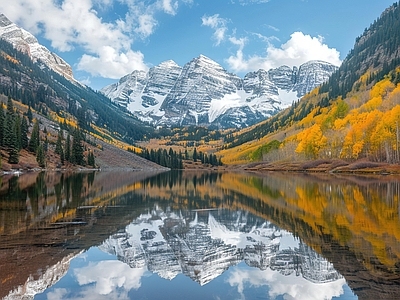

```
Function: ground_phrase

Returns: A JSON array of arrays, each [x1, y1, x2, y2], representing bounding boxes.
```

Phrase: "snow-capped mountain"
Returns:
[[99, 206, 342, 286], [101, 55, 338, 128], [0, 13, 74, 81]]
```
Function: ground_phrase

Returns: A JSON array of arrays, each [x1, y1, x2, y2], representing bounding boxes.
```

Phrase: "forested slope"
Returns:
[[219, 1, 400, 165]]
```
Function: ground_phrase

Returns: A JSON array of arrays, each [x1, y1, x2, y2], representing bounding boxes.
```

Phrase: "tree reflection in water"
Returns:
[[1, 170, 400, 299]]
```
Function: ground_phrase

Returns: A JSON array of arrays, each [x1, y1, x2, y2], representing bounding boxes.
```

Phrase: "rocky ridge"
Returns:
[[0, 13, 74, 81], [101, 55, 338, 128]]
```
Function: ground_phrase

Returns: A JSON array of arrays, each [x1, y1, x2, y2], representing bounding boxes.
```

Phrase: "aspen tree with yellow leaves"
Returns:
[[295, 124, 327, 159]]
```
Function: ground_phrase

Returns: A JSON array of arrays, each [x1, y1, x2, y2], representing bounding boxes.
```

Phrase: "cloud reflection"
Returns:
[[74, 260, 147, 296], [227, 267, 346, 300]]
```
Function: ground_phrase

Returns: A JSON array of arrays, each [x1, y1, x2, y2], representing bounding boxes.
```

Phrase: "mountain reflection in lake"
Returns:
[[1, 171, 400, 299]]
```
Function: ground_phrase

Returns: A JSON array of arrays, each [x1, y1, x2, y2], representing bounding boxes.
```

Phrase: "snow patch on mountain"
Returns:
[[101, 55, 338, 128], [278, 88, 298, 107]]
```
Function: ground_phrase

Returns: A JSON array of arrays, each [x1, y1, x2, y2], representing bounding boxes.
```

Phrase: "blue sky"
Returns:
[[0, 0, 396, 90]]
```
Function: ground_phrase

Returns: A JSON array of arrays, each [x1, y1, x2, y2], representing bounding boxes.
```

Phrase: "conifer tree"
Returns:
[[14, 114, 21, 150], [6, 96, 14, 115], [36, 143, 45, 168], [8, 147, 19, 164], [28, 120, 40, 153], [87, 150, 95, 167], [20, 117, 29, 149], [43, 136, 48, 152], [65, 133, 71, 162], [55, 130, 63, 155], [26, 105, 33, 123], [0, 104, 4, 147], [3, 97, 19, 164], [4, 96, 15, 148], [71, 128, 84, 165]]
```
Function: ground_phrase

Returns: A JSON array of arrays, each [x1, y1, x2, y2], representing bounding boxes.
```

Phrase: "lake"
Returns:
[[1, 170, 400, 299]]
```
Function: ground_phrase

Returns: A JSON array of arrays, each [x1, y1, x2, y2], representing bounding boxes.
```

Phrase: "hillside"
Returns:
[[0, 35, 163, 171], [218, 1, 400, 168], [0, 95, 166, 172], [0, 38, 155, 144]]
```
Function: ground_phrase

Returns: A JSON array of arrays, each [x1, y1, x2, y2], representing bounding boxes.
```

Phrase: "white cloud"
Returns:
[[201, 14, 229, 46], [267, 32, 342, 67], [161, 0, 179, 15], [0, 0, 188, 79], [226, 31, 342, 73], [267, 25, 279, 32], [251, 32, 279, 43], [135, 13, 158, 38], [77, 47, 148, 79], [225, 37, 248, 72]]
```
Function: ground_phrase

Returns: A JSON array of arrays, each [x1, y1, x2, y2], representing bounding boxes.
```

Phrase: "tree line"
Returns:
[[0, 96, 95, 168], [130, 147, 223, 169]]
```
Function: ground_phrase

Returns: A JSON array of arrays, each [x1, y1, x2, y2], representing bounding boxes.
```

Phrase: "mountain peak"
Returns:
[[0, 13, 75, 81], [101, 55, 336, 128], [0, 13, 12, 27], [198, 54, 212, 60], [158, 59, 180, 68], [193, 54, 220, 67]]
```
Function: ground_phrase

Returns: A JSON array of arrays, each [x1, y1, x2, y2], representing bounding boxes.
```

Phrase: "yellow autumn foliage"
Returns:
[[295, 124, 327, 158], [220, 75, 400, 165]]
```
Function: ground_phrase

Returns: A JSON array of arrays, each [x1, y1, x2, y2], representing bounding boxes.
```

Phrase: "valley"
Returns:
[[1, 3, 400, 175]]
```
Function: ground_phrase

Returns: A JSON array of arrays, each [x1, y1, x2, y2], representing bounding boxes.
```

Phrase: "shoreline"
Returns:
[[3, 158, 400, 176], [237, 158, 400, 175]]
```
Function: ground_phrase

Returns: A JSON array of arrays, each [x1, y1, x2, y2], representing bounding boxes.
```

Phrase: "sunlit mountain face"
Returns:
[[2, 171, 400, 299]]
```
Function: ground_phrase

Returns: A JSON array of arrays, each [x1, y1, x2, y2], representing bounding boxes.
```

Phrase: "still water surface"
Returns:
[[1, 171, 400, 299]]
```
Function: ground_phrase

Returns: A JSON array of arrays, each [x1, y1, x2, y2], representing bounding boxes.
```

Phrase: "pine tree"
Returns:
[[0, 104, 4, 147], [87, 150, 95, 167], [71, 128, 84, 165], [43, 136, 48, 152], [26, 105, 33, 123], [65, 133, 71, 162], [28, 120, 40, 153], [3, 97, 15, 148], [20, 117, 29, 149], [14, 114, 21, 150], [36, 143, 45, 168], [8, 147, 19, 164], [6, 96, 14, 115], [55, 131, 62, 153], [3, 97, 19, 164]]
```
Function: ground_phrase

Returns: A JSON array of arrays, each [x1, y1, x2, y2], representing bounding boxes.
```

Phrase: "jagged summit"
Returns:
[[158, 59, 180, 68], [101, 55, 337, 128], [194, 54, 224, 68], [0, 13, 74, 81]]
